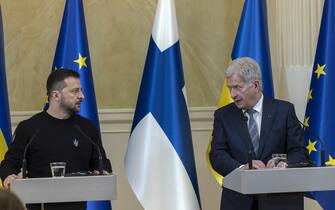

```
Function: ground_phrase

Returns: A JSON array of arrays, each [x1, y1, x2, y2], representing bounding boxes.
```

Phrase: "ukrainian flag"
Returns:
[[0, 4, 12, 166]]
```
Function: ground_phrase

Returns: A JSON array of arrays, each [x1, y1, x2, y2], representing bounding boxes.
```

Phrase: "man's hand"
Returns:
[[266, 159, 288, 168], [3, 174, 19, 190], [93, 170, 110, 175], [266, 158, 275, 168], [242, 160, 266, 170]]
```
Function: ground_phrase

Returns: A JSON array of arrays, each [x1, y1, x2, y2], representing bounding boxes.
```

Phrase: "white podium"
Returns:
[[12, 175, 117, 204], [223, 167, 335, 210]]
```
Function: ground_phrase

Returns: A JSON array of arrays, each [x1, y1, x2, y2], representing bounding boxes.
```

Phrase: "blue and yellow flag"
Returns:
[[231, 0, 274, 97], [207, 0, 274, 186], [304, 0, 335, 209], [51, 1, 111, 209], [0, 4, 11, 165]]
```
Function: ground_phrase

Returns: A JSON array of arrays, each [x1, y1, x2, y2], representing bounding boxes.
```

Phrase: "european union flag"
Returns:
[[232, 0, 274, 97], [51, 0, 111, 209], [124, 0, 201, 209], [0, 4, 11, 163], [304, 0, 335, 209]]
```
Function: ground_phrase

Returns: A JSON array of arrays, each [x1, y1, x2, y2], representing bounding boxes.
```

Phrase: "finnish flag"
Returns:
[[124, 0, 201, 209]]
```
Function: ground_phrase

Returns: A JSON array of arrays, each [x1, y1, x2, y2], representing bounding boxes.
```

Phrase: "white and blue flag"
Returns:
[[124, 0, 201, 209]]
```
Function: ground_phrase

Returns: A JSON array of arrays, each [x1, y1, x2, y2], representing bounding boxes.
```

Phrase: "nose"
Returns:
[[230, 88, 237, 99], [79, 90, 84, 100]]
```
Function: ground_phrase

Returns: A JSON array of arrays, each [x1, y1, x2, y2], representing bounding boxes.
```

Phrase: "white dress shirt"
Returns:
[[244, 94, 263, 136]]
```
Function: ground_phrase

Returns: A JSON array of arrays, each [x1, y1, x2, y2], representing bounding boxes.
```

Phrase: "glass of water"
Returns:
[[271, 154, 288, 168], [50, 162, 66, 177]]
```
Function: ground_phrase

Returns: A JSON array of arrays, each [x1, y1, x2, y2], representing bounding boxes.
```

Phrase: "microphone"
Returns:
[[22, 129, 40, 178], [74, 125, 104, 175], [297, 119, 325, 167], [242, 115, 248, 123], [242, 112, 253, 169]]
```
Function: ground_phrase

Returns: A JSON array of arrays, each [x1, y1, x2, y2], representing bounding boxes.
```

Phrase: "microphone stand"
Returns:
[[74, 125, 104, 175], [297, 120, 325, 167], [22, 129, 40, 178], [242, 112, 253, 169]]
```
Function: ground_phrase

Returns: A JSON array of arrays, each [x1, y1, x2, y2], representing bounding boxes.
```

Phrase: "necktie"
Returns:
[[247, 109, 260, 155]]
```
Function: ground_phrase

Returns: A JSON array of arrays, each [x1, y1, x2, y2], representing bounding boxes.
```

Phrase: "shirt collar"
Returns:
[[253, 94, 263, 114], [242, 94, 263, 114]]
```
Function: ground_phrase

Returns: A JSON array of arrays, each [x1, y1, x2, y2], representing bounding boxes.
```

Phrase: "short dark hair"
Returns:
[[46, 68, 80, 97]]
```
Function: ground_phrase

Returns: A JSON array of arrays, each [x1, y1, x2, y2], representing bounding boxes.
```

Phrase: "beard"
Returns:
[[60, 99, 82, 114]]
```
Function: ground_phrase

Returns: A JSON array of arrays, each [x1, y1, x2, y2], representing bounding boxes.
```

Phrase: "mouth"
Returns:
[[234, 98, 242, 104]]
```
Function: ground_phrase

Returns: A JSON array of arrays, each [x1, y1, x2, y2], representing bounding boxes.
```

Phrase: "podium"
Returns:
[[223, 167, 335, 210], [12, 175, 117, 204]]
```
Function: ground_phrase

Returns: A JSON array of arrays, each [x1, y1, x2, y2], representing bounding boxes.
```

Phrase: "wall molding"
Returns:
[[10, 107, 216, 134]]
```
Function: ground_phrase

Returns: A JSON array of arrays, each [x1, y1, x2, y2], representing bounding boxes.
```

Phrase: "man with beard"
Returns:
[[0, 69, 112, 210]]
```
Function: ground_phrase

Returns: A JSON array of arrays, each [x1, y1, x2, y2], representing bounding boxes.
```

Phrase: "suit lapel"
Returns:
[[258, 97, 276, 158]]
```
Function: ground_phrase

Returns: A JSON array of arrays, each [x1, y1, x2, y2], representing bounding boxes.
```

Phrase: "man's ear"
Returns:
[[254, 80, 260, 90], [50, 90, 61, 102]]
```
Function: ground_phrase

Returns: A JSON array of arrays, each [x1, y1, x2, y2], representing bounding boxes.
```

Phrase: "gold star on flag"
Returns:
[[306, 139, 317, 154], [307, 89, 313, 102], [73, 53, 87, 69], [303, 117, 310, 128], [326, 155, 335, 166], [314, 64, 326, 79]]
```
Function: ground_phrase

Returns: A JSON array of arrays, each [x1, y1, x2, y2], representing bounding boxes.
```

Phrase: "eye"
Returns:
[[70, 88, 81, 94]]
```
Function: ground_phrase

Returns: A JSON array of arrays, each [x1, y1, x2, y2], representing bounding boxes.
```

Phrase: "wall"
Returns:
[[1, 0, 242, 110]]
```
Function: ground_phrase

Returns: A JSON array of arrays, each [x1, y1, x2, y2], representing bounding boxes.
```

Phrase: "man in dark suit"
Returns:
[[209, 57, 308, 210]]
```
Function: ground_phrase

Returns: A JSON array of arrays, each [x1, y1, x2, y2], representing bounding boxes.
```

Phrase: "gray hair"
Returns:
[[225, 57, 263, 91]]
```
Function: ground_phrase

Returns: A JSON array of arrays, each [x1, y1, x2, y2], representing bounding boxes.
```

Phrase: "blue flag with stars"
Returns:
[[51, 0, 111, 209], [304, 0, 335, 209], [0, 4, 12, 164]]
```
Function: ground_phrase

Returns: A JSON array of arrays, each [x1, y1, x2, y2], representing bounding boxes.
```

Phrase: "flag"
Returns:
[[51, 1, 111, 209], [0, 4, 11, 164], [231, 0, 274, 97], [207, 0, 274, 186], [124, 0, 201, 209], [304, 0, 335, 209]]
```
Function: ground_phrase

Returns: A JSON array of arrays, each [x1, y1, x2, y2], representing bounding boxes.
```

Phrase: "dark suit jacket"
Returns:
[[209, 97, 308, 210]]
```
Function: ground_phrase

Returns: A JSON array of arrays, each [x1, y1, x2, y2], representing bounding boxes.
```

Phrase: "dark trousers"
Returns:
[[252, 197, 259, 210], [220, 187, 256, 210]]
